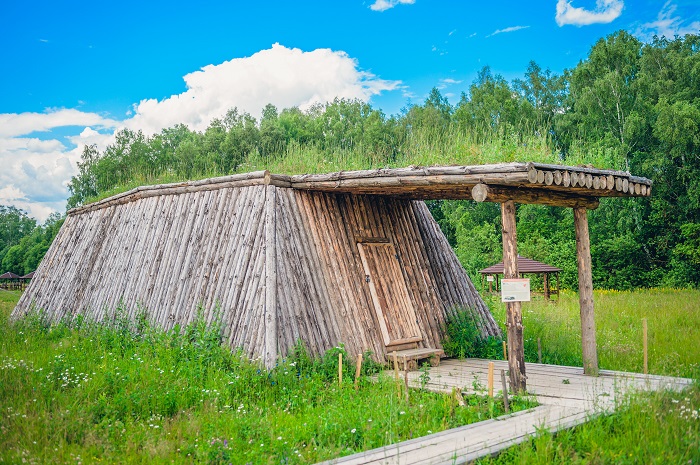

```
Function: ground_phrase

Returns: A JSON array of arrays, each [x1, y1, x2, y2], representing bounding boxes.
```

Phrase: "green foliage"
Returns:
[[0, 209, 63, 275], [442, 307, 504, 359]]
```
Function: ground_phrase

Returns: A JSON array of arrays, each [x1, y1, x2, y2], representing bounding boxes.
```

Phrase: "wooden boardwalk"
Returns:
[[319, 359, 693, 464]]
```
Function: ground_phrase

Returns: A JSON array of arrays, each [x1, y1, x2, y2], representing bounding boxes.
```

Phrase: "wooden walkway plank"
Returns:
[[319, 359, 693, 465]]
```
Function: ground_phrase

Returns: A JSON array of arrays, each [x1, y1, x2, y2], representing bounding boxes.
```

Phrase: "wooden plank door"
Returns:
[[357, 241, 423, 347]]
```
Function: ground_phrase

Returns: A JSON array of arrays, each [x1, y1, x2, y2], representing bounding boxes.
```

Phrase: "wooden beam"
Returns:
[[574, 207, 599, 376], [501, 200, 527, 393], [264, 185, 278, 369], [472, 184, 600, 209]]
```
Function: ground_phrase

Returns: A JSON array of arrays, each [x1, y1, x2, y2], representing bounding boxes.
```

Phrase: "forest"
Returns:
[[2, 31, 699, 289]]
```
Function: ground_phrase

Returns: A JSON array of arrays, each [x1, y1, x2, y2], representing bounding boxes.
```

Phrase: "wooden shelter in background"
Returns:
[[479, 257, 561, 300], [1, 271, 22, 291], [13, 162, 651, 392]]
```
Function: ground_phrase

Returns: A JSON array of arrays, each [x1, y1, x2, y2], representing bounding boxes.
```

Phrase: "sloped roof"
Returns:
[[479, 257, 561, 275], [20, 271, 35, 279], [0, 272, 21, 279]]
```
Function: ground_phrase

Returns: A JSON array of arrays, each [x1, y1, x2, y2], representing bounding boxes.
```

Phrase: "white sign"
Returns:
[[501, 278, 531, 302], [486, 275, 494, 282]]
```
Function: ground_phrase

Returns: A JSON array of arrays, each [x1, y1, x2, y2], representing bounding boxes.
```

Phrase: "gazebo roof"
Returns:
[[479, 256, 561, 275], [0, 272, 21, 279], [20, 271, 35, 279]]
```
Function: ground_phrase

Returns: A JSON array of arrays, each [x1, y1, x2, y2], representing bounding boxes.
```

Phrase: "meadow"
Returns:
[[1, 288, 698, 464], [0, 290, 528, 465]]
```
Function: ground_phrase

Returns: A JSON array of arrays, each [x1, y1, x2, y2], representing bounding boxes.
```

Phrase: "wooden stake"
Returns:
[[393, 351, 401, 399], [500, 370, 510, 413], [643, 318, 648, 374], [574, 207, 599, 376], [537, 338, 542, 364], [502, 341, 507, 360], [338, 353, 343, 386], [403, 356, 410, 402], [452, 387, 465, 407], [487, 361, 495, 397], [501, 200, 527, 393], [354, 353, 363, 390], [393, 351, 399, 381]]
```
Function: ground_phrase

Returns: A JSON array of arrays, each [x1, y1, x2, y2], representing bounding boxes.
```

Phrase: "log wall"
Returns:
[[13, 185, 500, 362]]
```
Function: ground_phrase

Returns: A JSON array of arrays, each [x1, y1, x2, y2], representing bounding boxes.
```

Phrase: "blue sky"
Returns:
[[1, 0, 699, 220]]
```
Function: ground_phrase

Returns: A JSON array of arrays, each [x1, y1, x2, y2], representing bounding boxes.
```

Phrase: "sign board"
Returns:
[[486, 275, 494, 282], [501, 278, 530, 302]]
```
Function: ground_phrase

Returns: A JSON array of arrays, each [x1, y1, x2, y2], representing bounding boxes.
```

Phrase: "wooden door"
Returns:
[[357, 241, 423, 347]]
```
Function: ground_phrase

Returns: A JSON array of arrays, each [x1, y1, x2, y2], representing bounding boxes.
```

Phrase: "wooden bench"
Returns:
[[386, 348, 444, 371]]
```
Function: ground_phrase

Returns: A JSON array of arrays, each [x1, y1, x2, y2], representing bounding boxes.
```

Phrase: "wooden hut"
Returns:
[[11, 171, 499, 368], [479, 257, 561, 300], [13, 162, 652, 386]]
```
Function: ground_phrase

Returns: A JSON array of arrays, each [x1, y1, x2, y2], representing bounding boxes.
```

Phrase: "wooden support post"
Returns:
[[501, 200, 527, 393], [500, 370, 510, 413], [544, 273, 550, 300], [354, 353, 363, 390], [642, 318, 648, 374], [264, 184, 277, 369], [487, 362, 494, 397], [502, 341, 507, 360], [574, 207, 599, 376]]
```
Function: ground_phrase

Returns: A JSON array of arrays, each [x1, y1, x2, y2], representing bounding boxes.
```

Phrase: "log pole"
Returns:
[[574, 207, 599, 376], [501, 200, 527, 392], [264, 185, 278, 369]]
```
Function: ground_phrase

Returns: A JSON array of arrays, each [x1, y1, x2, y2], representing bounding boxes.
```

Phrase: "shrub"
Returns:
[[442, 307, 504, 359]]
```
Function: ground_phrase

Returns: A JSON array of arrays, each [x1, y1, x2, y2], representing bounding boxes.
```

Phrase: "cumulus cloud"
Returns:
[[125, 44, 400, 134], [369, 0, 415, 12], [0, 44, 400, 221], [636, 1, 700, 41], [487, 25, 530, 37], [555, 0, 623, 26]]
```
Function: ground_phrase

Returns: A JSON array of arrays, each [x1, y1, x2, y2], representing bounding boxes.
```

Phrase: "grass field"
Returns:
[[0, 290, 530, 465], [1, 288, 698, 464]]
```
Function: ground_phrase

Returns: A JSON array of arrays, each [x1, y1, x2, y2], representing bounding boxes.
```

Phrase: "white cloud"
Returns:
[[0, 109, 117, 138], [555, 0, 623, 26], [636, 1, 700, 41], [487, 25, 530, 37], [125, 44, 400, 134], [0, 44, 400, 221], [440, 78, 463, 85], [369, 0, 415, 12]]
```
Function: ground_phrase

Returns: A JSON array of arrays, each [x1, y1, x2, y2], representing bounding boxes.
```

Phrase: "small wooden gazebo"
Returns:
[[0, 271, 21, 290], [479, 256, 561, 300]]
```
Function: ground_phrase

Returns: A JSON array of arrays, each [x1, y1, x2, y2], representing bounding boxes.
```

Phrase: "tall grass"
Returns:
[[487, 289, 700, 378], [0, 290, 530, 464], [85, 127, 560, 205], [479, 288, 700, 465]]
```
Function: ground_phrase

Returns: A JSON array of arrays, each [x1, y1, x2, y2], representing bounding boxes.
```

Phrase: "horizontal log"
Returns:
[[471, 184, 600, 209], [291, 172, 531, 190]]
